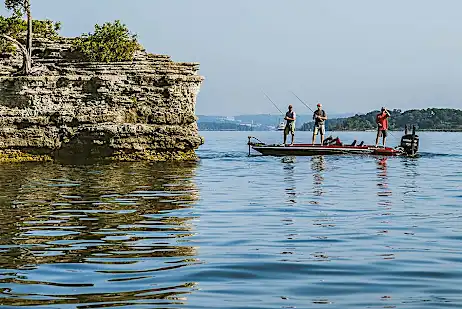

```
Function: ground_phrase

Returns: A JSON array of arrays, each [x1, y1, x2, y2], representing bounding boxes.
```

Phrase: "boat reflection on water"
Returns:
[[401, 157, 420, 198], [0, 162, 200, 308]]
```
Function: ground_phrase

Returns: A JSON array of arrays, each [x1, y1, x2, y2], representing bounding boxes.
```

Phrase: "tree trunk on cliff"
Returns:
[[26, 0, 32, 57], [24, 0, 32, 75], [1, 34, 32, 74], [4, 0, 33, 74]]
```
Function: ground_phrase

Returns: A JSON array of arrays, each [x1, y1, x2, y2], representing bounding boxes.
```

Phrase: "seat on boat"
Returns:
[[323, 136, 334, 145], [324, 136, 342, 146], [350, 140, 357, 146], [358, 141, 364, 146]]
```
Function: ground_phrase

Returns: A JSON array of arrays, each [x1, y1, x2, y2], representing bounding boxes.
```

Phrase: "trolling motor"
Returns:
[[400, 125, 419, 156], [247, 136, 266, 156]]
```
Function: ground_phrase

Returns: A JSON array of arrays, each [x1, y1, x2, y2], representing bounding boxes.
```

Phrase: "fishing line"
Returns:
[[290, 91, 315, 113], [262, 91, 284, 115]]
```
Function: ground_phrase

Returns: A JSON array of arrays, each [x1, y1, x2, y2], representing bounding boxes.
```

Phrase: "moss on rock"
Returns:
[[0, 150, 53, 163], [110, 149, 198, 162]]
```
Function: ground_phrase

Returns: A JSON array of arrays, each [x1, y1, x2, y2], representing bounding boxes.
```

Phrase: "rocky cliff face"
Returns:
[[0, 38, 204, 163]]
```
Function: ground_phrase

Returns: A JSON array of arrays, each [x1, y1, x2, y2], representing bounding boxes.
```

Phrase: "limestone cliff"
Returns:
[[0, 38, 204, 163]]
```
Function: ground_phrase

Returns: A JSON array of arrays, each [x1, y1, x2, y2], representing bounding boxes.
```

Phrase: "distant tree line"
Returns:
[[300, 108, 462, 131], [198, 122, 254, 131]]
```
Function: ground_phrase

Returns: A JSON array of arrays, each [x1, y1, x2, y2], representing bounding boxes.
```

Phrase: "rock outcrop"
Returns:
[[0, 38, 204, 163]]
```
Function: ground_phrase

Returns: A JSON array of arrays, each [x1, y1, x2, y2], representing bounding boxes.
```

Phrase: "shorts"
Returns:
[[284, 122, 295, 135], [378, 129, 388, 138], [313, 124, 325, 135]]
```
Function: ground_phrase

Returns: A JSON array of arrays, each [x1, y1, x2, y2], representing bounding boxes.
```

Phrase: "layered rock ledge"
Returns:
[[0, 38, 204, 163]]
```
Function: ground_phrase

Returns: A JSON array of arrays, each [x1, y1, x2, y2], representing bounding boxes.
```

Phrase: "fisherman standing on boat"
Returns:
[[283, 105, 296, 146], [375, 107, 391, 147], [312, 103, 327, 144]]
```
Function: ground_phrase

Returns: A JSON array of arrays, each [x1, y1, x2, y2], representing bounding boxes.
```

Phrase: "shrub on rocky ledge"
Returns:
[[72, 20, 140, 63]]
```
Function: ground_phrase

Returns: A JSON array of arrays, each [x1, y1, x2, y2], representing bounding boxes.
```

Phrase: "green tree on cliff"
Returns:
[[3, 0, 32, 74], [1, 1, 60, 75], [72, 20, 141, 62]]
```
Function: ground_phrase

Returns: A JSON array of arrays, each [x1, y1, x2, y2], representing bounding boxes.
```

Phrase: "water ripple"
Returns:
[[0, 162, 199, 308], [0, 131, 461, 308]]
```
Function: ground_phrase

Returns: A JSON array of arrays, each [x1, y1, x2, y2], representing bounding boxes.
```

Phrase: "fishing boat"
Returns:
[[248, 126, 419, 157], [276, 121, 285, 131]]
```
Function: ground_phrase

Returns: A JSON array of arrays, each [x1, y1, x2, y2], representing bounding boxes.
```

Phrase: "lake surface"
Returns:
[[0, 131, 461, 308]]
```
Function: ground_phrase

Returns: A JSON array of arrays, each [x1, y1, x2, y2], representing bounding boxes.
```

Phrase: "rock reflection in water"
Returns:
[[0, 161, 199, 308]]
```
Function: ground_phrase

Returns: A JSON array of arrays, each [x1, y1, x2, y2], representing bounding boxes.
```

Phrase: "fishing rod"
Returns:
[[262, 91, 284, 115], [388, 131, 397, 139], [290, 91, 315, 113]]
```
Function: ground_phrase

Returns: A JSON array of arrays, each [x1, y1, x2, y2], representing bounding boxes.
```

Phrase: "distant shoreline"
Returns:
[[198, 108, 462, 132], [299, 108, 462, 132]]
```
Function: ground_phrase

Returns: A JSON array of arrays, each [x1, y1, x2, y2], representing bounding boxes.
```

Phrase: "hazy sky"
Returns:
[[2, 0, 462, 115]]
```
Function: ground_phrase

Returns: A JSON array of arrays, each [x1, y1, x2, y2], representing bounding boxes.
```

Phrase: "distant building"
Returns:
[[216, 116, 236, 122]]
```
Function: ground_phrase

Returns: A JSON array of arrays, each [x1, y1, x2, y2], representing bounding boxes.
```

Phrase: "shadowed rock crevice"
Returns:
[[0, 38, 204, 162]]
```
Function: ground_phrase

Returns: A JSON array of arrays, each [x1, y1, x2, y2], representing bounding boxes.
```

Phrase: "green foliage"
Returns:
[[5, 0, 25, 11], [33, 19, 61, 39], [72, 20, 140, 62], [0, 10, 61, 53], [0, 9, 23, 53], [300, 108, 462, 131]]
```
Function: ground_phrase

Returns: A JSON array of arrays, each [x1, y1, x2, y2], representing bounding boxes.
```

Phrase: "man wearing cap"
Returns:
[[283, 104, 296, 145], [312, 103, 327, 144], [375, 107, 391, 147]]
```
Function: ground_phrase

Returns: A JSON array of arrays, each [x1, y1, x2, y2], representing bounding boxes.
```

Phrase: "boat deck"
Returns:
[[250, 143, 404, 156], [248, 126, 419, 157]]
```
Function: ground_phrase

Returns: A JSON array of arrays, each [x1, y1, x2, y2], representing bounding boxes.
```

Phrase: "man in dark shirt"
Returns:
[[312, 103, 327, 144], [283, 105, 296, 145]]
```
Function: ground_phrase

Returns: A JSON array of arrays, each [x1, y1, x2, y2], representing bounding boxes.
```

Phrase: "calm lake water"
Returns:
[[0, 131, 461, 308]]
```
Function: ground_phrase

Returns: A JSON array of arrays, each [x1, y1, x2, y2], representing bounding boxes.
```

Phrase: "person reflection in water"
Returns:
[[311, 156, 325, 197], [376, 157, 392, 197], [283, 162, 296, 204]]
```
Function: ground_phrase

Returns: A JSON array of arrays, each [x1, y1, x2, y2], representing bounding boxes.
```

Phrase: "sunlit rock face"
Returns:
[[0, 38, 204, 162]]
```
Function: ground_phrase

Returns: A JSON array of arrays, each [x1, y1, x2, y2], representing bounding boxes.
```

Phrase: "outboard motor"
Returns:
[[400, 125, 419, 156]]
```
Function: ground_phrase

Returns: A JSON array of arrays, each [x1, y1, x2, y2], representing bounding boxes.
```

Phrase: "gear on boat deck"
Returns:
[[247, 126, 419, 157]]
